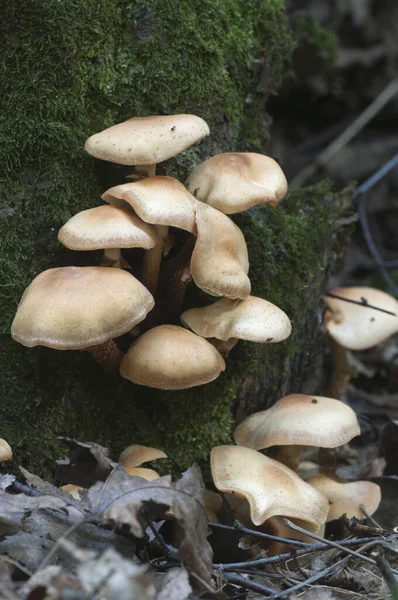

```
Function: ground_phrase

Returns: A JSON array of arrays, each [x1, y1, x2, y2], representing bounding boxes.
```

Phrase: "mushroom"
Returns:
[[190, 202, 251, 299], [306, 475, 381, 522], [211, 445, 328, 529], [118, 444, 166, 478], [11, 266, 154, 372], [186, 152, 287, 214], [203, 490, 223, 523], [0, 439, 12, 462], [61, 484, 84, 500], [181, 295, 291, 356], [103, 177, 196, 293], [85, 114, 210, 177], [234, 394, 360, 470], [324, 287, 398, 398], [58, 205, 158, 268], [120, 325, 226, 389]]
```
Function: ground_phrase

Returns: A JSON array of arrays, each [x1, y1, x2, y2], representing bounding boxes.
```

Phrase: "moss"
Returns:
[[0, 0, 354, 478]]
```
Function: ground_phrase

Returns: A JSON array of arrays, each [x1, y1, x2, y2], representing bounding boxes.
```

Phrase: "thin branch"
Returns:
[[290, 78, 398, 189], [324, 292, 397, 317], [372, 549, 398, 600], [353, 152, 398, 197], [208, 521, 312, 548], [222, 572, 277, 596]]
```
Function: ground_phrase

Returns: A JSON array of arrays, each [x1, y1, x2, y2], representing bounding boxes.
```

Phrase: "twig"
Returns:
[[269, 539, 385, 599], [213, 535, 398, 570], [290, 78, 398, 189], [284, 519, 393, 570], [371, 549, 398, 600], [222, 572, 277, 596], [353, 152, 398, 197], [208, 521, 312, 548], [324, 292, 397, 317], [360, 504, 383, 529], [143, 512, 179, 558]]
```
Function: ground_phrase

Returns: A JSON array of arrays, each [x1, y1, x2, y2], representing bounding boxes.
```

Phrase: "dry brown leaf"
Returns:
[[156, 567, 192, 600], [56, 437, 117, 487]]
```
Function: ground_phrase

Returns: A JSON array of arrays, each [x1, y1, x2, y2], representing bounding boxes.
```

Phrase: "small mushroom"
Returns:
[[11, 267, 154, 372], [211, 445, 328, 528], [191, 202, 250, 299], [61, 484, 84, 500], [58, 205, 158, 268], [324, 287, 398, 398], [119, 444, 167, 469], [306, 475, 381, 521], [85, 114, 210, 176], [120, 325, 226, 389], [181, 295, 291, 355], [0, 439, 12, 462], [103, 177, 196, 293], [234, 394, 360, 470], [185, 152, 287, 214]]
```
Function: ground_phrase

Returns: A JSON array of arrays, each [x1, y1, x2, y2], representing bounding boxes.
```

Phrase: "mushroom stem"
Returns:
[[100, 248, 131, 269], [329, 338, 357, 399], [209, 337, 239, 357], [86, 340, 124, 374], [270, 445, 304, 471], [164, 236, 195, 320], [142, 225, 169, 294]]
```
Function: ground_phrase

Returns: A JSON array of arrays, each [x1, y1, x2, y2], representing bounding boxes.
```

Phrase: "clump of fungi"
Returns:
[[11, 113, 292, 383]]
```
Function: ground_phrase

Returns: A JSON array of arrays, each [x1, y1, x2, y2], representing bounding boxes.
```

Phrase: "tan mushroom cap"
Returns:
[[0, 439, 12, 462], [181, 296, 291, 343], [120, 324, 226, 390], [234, 394, 360, 450], [307, 475, 381, 522], [186, 152, 288, 214], [119, 444, 167, 469], [102, 177, 196, 234], [190, 202, 250, 299], [324, 287, 398, 351], [11, 267, 154, 350], [211, 445, 329, 527], [58, 205, 158, 251], [84, 114, 210, 165], [204, 490, 223, 523], [123, 467, 160, 481], [61, 484, 84, 500]]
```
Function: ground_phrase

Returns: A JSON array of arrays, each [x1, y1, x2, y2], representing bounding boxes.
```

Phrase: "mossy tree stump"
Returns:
[[0, 0, 353, 476]]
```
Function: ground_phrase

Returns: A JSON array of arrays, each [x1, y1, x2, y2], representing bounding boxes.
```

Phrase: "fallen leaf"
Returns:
[[156, 567, 192, 600], [173, 465, 215, 594], [0, 489, 66, 525], [0, 474, 15, 490], [56, 437, 118, 487], [19, 565, 83, 599]]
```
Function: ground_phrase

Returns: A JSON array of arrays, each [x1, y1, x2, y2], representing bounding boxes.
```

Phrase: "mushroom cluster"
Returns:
[[210, 393, 381, 554], [11, 113, 293, 387]]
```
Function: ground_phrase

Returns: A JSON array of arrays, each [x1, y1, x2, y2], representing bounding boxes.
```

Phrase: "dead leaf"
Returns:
[[56, 437, 117, 487], [173, 465, 215, 594], [0, 474, 15, 490], [156, 567, 192, 600], [20, 565, 83, 599], [0, 489, 66, 525]]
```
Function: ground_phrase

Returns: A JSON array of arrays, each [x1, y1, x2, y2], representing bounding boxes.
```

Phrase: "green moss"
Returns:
[[0, 0, 354, 478]]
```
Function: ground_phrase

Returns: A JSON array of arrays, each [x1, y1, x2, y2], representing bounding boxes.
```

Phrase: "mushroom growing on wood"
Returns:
[[190, 202, 251, 299], [103, 177, 196, 293], [11, 267, 154, 372], [181, 295, 291, 355], [58, 205, 158, 268], [234, 394, 360, 470], [119, 444, 167, 479], [85, 114, 210, 177], [211, 445, 328, 528], [324, 287, 398, 398], [120, 325, 225, 389], [186, 152, 287, 214], [307, 475, 381, 521]]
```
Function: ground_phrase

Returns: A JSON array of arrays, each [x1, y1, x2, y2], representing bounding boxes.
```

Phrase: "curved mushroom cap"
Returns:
[[123, 467, 160, 481], [324, 287, 398, 350], [120, 325, 226, 390], [11, 267, 154, 350], [58, 205, 158, 251], [211, 445, 328, 527], [0, 439, 12, 462], [181, 296, 291, 343], [119, 444, 167, 469], [186, 152, 288, 214], [85, 114, 210, 165], [204, 490, 223, 523], [61, 484, 84, 500], [190, 202, 250, 299], [234, 394, 360, 450], [102, 177, 196, 234], [307, 475, 381, 522]]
